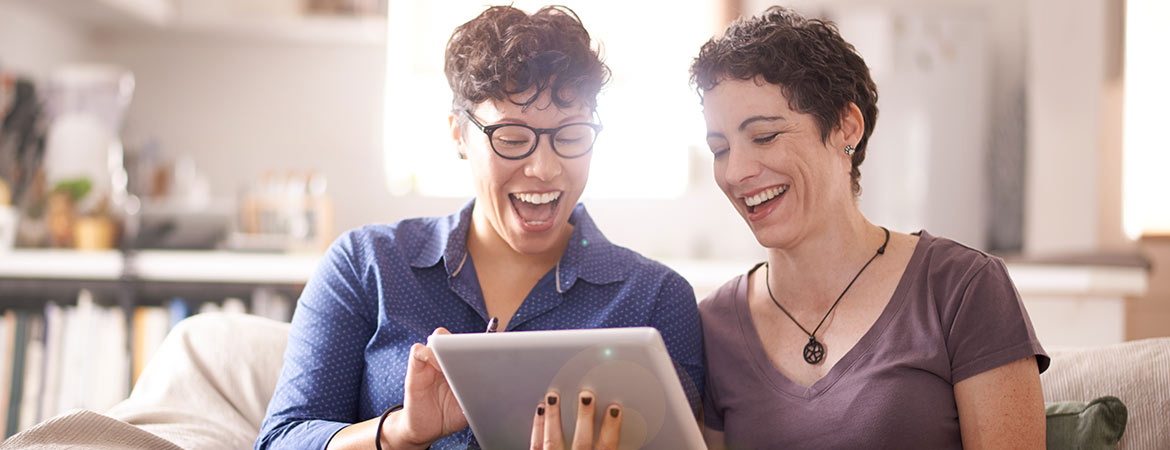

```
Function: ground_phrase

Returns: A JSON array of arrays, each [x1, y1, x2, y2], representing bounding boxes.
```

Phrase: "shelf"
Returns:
[[1005, 263, 1148, 297], [0, 249, 123, 281], [166, 15, 387, 45], [132, 250, 319, 284], [0, 249, 319, 285]]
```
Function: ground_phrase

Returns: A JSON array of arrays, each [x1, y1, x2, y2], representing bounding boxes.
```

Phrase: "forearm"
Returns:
[[326, 412, 430, 450], [257, 418, 350, 450]]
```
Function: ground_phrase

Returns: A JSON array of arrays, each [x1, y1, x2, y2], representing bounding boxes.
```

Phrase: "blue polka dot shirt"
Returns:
[[256, 201, 704, 450]]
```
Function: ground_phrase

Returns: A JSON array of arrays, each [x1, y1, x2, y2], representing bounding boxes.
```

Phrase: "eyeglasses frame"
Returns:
[[463, 110, 603, 160]]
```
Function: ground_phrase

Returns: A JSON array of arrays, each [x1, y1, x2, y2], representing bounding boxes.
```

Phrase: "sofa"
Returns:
[[2, 312, 1168, 449]]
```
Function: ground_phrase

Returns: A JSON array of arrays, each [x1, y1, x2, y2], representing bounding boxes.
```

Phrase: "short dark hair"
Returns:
[[444, 5, 610, 117], [690, 6, 879, 196]]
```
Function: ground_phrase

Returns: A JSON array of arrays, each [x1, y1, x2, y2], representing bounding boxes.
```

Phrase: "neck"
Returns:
[[467, 204, 571, 273], [765, 204, 884, 309]]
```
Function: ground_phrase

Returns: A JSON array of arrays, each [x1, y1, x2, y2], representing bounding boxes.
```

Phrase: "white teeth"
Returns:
[[514, 191, 561, 205], [744, 186, 788, 207]]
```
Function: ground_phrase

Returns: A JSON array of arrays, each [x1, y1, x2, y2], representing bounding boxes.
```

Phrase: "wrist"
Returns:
[[382, 407, 432, 450]]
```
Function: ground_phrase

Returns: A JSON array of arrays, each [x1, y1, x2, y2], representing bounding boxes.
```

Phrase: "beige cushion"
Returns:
[[1040, 337, 1170, 450], [0, 409, 183, 450], [105, 312, 290, 450]]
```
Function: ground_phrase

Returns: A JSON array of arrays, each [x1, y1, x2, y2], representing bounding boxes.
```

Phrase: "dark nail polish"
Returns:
[[609, 407, 620, 418], [547, 395, 557, 406], [537, 406, 545, 416], [581, 396, 592, 406]]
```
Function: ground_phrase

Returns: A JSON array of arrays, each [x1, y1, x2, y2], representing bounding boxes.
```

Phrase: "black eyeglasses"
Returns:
[[464, 110, 602, 160]]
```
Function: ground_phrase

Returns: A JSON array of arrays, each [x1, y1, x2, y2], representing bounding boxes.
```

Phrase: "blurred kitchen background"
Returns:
[[0, 0, 1166, 434]]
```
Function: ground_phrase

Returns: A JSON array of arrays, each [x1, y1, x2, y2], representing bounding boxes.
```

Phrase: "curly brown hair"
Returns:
[[690, 6, 879, 195], [444, 5, 610, 120]]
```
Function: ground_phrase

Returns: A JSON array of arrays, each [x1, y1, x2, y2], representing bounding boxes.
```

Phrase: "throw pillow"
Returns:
[[1046, 396, 1127, 450]]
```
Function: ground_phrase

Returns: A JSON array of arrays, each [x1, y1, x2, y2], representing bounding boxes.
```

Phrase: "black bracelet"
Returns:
[[375, 404, 404, 450]]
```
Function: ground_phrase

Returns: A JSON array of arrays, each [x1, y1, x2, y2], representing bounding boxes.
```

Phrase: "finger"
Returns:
[[432, 327, 451, 336], [543, 392, 564, 450], [596, 405, 622, 450], [530, 402, 546, 450], [570, 391, 595, 450], [413, 342, 445, 374]]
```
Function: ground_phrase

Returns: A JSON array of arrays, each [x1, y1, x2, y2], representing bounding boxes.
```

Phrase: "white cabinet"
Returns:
[[0, 0, 385, 45], [4, 0, 176, 29]]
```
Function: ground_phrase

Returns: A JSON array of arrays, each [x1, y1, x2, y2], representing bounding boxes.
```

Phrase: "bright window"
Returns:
[[1124, 0, 1170, 238], [382, 1, 718, 198]]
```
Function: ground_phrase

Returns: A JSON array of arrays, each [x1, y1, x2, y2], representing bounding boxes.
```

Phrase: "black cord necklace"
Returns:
[[764, 226, 890, 365]]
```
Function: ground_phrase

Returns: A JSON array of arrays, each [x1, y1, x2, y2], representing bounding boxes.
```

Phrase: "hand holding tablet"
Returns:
[[428, 327, 705, 450], [376, 327, 468, 449], [531, 389, 623, 450]]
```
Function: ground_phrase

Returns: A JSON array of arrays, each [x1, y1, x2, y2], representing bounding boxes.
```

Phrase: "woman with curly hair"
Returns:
[[256, 5, 703, 449], [691, 7, 1047, 449]]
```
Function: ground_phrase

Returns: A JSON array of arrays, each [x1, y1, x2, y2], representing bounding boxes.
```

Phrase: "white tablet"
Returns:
[[428, 327, 704, 450]]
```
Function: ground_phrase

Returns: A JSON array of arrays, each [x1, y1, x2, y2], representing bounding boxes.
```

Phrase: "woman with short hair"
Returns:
[[691, 7, 1048, 449], [256, 6, 703, 449]]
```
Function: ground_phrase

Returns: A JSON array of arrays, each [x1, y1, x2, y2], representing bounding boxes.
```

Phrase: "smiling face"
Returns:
[[704, 77, 857, 249], [454, 90, 594, 256]]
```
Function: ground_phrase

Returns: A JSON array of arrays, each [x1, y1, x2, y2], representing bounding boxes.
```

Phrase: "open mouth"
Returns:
[[509, 191, 562, 229], [744, 185, 789, 214]]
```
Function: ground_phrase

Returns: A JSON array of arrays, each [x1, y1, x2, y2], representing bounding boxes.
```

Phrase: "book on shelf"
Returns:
[[6, 310, 29, 437], [18, 315, 43, 433], [131, 307, 168, 386], [92, 306, 128, 412], [223, 297, 247, 315], [56, 291, 89, 416], [38, 302, 64, 428], [167, 298, 189, 329], [0, 310, 14, 437]]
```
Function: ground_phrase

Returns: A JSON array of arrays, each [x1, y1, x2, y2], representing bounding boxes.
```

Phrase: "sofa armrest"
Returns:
[[105, 312, 290, 450]]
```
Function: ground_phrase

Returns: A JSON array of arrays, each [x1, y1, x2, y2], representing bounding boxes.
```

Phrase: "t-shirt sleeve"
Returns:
[[945, 257, 1049, 384], [701, 369, 724, 431], [256, 232, 378, 450], [648, 271, 705, 415]]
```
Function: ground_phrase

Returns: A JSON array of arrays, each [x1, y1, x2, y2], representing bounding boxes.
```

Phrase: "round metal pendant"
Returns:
[[803, 338, 825, 364]]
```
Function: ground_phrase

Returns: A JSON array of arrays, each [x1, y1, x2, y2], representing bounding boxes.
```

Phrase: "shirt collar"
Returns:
[[555, 203, 627, 291], [407, 200, 628, 288], [407, 200, 474, 274]]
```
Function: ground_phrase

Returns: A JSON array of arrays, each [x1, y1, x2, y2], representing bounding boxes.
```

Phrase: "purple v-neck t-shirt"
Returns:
[[699, 231, 1049, 449]]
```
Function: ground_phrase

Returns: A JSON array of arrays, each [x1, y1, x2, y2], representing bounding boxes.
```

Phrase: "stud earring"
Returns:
[[844, 145, 855, 156]]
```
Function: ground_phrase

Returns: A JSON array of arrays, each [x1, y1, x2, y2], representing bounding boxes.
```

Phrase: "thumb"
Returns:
[[406, 343, 444, 396], [417, 329, 451, 373], [407, 343, 430, 375]]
